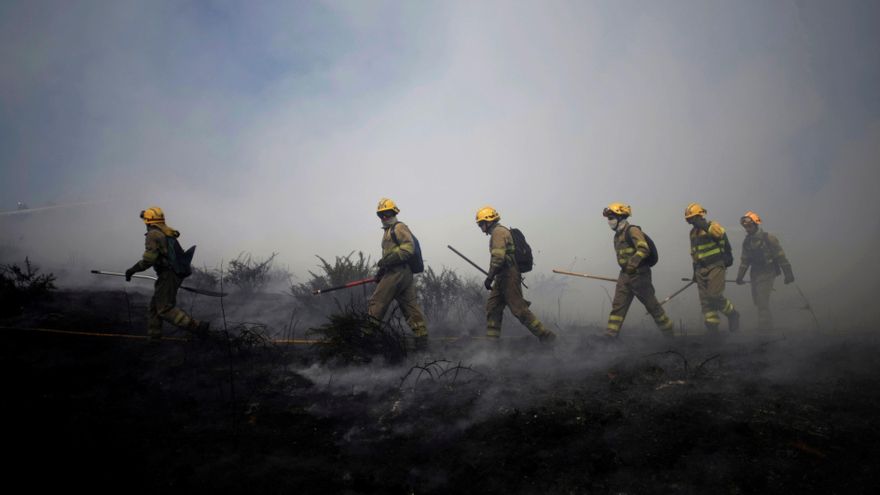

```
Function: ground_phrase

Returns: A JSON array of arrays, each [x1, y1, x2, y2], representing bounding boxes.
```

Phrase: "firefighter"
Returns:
[[736, 211, 795, 331], [602, 203, 674, 338], [476, 206, 556, 343], [125, 206, 208, 343], [685, 202, 740, 334], [367, 198, 429, 351]]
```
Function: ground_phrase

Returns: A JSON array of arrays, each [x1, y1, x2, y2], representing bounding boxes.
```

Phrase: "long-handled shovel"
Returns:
[[91, 270, 227, 297], [795, 284, 821, 331], [312, 277, 377, 295], [681, 277, 748, 283], [552, 269, 618, 283], [659, 281, 695, 306], [448, 245, 528, 288]]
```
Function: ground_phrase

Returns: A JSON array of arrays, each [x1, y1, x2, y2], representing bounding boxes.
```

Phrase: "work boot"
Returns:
[[538, 330, 557, 344], [727, 310, 740, 333]]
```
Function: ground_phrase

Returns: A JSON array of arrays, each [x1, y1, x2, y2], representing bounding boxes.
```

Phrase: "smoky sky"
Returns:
[[2, 0, 879, 329]]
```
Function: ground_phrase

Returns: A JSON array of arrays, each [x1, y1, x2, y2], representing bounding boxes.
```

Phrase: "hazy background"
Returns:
[[2, 0, 879, 331]]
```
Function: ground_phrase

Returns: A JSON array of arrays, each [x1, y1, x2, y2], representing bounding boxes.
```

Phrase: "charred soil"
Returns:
[[2, 289, 879, 494]]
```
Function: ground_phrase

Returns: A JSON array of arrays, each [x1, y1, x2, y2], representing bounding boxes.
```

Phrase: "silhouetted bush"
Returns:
[[416, 266, 483, 331], [289, 252, 375, 317], [189, 265, 220, 290], [289, 254, 484, 333], [307, 309, 408, 365], [0, 257, 56, 317], [223, 252, 279, 293], [304, 252, 374, 289]]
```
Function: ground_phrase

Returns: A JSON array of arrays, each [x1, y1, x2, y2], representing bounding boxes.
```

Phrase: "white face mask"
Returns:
[[607, 218, 619, 231]]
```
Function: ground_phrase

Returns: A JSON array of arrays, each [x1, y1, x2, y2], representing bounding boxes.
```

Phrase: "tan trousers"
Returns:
[[695, 264, 735, 329], [367, 266, 428, 337], [148, 270, 197, 338], [486, 268, 548, 338], [606, 269, 673, 335], [750, 266, 777, 331]]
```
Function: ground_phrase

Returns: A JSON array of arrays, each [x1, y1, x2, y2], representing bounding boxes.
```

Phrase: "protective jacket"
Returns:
[[690, 221, 727, 268], [132, 224, 180, 273], [614, 222, 650, 271], [739, 229, 791, 276], [488, 224, 517, 274], [378, 222, 416, 269]]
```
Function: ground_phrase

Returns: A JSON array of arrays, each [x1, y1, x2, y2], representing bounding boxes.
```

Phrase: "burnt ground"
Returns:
[[2, 289, 880, 494]]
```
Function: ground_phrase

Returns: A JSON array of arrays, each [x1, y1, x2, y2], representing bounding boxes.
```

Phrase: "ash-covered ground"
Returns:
[[2, 289, 879, 494]]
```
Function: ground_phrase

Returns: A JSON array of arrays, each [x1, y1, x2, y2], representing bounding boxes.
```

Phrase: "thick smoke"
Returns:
[[2, 1, 879, 331]]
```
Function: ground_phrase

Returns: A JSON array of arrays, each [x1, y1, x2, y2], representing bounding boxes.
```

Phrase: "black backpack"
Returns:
[[165, 236, 196, 278], [720, 232, 734, 268], [624, 225, 659, 267], [509, 227, 533, 273], [390, 223, 424, 274]]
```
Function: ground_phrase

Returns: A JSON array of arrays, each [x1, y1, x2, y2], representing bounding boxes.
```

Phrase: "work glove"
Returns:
[[691, 216, 709, 231], [483, 266, 498, 291], [624, 261, 639, 275], [376, 252, 399, 268], [735, 266, 748, 285], [125, 267, 137, 282], [782, 265, 795, 285]]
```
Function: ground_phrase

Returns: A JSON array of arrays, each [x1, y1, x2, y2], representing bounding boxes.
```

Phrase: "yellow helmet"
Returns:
[[140, 206, 165, 225], [603, 202, 632, 218], [684, 202, 707, 219], [741, 210, 762, 225], [376, 198, 400, 216], [475, 205, 500, 224]]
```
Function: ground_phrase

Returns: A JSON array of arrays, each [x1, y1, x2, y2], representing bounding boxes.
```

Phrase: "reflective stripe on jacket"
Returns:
[[488, 224, 516, 272], [381, 222, 415, 262], [142, 224, 179, 269], [741, 229, 790, 270], [614, 223, 650, 268], [690, 221, 726, 267]]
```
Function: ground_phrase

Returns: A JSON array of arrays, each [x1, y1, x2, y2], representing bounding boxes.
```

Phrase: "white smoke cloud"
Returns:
[[2, 0, 878, 331]]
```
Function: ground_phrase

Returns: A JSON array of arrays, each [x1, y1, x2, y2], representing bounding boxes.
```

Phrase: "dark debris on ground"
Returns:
[[1, 290, 879, 494]]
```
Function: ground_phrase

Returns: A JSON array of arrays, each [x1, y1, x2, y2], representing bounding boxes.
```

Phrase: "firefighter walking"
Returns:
[[602, 203, 674, 338], [367, 198, 429, 350], [685, 203, 740, 333], [735, 211, 795, 331], [476, 206, 556, 343], [125, 206, 209, 342]]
